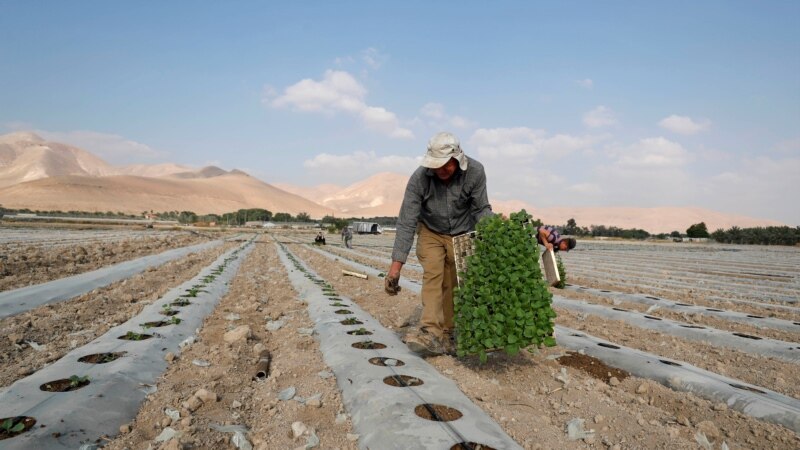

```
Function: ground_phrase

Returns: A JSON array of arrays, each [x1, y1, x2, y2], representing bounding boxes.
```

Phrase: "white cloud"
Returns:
[[658, 115, 710, 135], [304, 151, 419, 176], [577, 78, 594, 89], [269, 70, 413, 139], [583, 106, 617, 128], [418, 102, 477, 129], [612, 137, 691, 168], [36, 129, 165, 163], [470, 127, 608, 160], [361, 47, 388, 69]]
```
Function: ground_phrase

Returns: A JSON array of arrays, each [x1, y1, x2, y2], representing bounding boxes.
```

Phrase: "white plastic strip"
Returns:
[[278, 243, 521, 450]]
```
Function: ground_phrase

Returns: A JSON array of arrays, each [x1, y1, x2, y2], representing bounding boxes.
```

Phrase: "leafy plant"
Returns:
[[68, 375, 89, 387], [1, 417, 25, 434], [351, 327, 370, 335], [554, 254, 566, 289], [168, 316, 182, 325], [455, 210, 557, 363], [124, 331, 146, 341]]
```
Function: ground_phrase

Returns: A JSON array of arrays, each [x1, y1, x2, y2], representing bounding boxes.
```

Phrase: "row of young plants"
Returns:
[[0, 244, 248, 441], [455, 210, 558, 363]]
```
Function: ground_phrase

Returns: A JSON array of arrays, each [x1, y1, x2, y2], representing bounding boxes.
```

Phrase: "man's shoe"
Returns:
[[442, 330, 456, 356], [405, 329, 444, 357]]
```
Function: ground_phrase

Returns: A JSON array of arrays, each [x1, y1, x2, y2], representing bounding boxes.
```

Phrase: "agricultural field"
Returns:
[[0, 226, 222, 291], [1, 227, 798, 449]]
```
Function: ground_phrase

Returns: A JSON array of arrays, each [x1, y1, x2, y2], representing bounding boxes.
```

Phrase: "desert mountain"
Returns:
[[276, 172, 408, 217], [116, 163, 193, 178], [0, 132, 116, 187], [0, 171, 335, 217], [0, 132, 334, 217]]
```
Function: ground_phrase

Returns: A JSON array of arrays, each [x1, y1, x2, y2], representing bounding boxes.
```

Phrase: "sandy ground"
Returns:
[[288, 242, 799, 449], [0, 229, 215, 291], [4, 231, 799, 449], [0, 242, 236, 388], [105, 236, 358, 450]]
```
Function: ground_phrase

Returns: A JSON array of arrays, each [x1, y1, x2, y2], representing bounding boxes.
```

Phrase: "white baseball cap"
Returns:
[[421, 132, 468, 171]]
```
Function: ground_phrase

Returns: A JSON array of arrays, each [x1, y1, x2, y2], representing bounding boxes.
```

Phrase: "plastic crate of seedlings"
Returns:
[[453, 219, 561, 286]]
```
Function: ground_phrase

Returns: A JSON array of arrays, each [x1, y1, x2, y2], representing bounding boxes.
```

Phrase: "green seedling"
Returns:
[[68, 375, 89, 388], [331, 302, 347, 306], [341, 318, 362, 325], [98, 353, 121, 363], [455, 210, 558, 364], [351, 327, 371, 335], [1, 418, 25, 434], [124, 331, 146, 341], [555, 254, 566, 289], [168, 316, 182, 325]]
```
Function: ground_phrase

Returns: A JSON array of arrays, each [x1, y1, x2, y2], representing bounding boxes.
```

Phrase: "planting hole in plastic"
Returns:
[[346, 329, 373, 336], [352, 341, 387, 350], [383, 375, 424, 387], [680, 325, 706, 329], [659, 359, 682, 367], [570, 333, 585, 338], [141, 320, 170, 328], [450, 443, 498, 450], [40, 377, 90, 392], [369, 357, 405, 367], [733, 332, 762, 340], [706, 308, 724, 312], [160, 310, 179, 316], [171, 300, 191, 307], [414, 404, 463, 422], [645, 296, 660, 301], [0, 416, 36, 440], [612, 308, 628, 312], [597, 343, 620, 349], [335, 309, 353, 314], [644, 315, 662, 321], [600, 290, 611, 293], [746, 315, 764, 319], [730, 383, 766, 394], [675, 303, 693, 307], [340, 318, 363, 325], [78, 352, 126, 364], [118, 332, 153, 341]]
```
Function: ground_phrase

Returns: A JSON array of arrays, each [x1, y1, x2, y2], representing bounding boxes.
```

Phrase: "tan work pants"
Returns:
[[416, 223, 457, 339]]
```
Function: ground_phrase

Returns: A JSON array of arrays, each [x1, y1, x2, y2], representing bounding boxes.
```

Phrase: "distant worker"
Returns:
[[386, 132, 493, 357], [341, 226, 353, 249], [536, 225, 576, 253], [314, 231, 326, 245]]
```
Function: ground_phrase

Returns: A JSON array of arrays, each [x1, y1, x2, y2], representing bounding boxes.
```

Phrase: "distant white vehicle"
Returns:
[[351, 221, 383, 234]]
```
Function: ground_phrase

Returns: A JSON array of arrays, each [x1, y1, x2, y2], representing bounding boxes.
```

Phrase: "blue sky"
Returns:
[[1, 1, 798, 224]]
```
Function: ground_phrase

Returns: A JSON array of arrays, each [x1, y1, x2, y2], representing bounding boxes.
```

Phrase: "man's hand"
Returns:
[[385, 261, 404, 295], [385, 274, 401, 295]]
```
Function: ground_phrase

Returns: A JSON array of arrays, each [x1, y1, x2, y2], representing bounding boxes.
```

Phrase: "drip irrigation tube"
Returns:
[[565, 284, 800, 333], [0, 240, 224, 319], [309, 243, 800, 433], [552, 296, 800, 363], [277, 243, 521, 450], [0, 240, 253, 449]]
